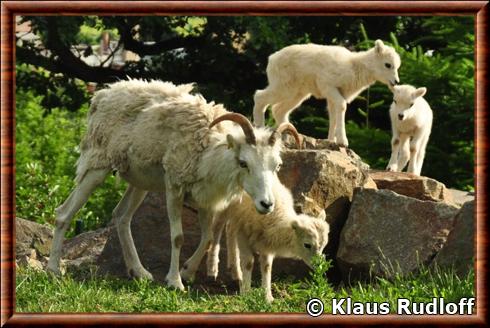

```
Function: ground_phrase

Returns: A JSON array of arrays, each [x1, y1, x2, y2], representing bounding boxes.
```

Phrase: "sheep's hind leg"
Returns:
[[47, 168, 109, 276], [271, 93, 308, 126], [322, 86, 348, 147], [238, 236, 254, 294], [165, 178, 186, 291], [253, 88, 275, 127], [114, 185, 151, 280], [180, 209, 213, 282]]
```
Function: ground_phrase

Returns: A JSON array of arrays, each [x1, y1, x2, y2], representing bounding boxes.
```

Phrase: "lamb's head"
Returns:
[[209, 114, 301, 214], [291, 210, 330, 267], [371, 39, 401, 87], [391, 84, 427, 121]]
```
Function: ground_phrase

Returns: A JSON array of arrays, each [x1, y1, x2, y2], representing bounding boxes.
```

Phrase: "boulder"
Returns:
[[433, 200, 475, 275], [337, 188, 459, 280], [369, 170, 455, 205], [16, 218, 53, 258]]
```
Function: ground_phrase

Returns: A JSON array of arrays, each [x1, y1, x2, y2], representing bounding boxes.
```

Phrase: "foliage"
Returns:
[[16, 258, 474, 313], [15, 90, 126, 236]]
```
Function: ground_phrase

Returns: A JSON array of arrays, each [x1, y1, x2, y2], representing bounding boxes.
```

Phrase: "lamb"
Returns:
[[205, 177, 329, 303], [386, 84, 433, 176], [253, 40, 401, 147], [46, 79, 301, 291]]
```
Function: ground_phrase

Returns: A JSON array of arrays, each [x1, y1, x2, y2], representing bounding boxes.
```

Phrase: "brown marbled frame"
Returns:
[[1, 1, 487, 326]]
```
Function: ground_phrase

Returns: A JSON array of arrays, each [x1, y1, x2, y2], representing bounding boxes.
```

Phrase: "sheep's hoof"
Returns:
[[128, 267, 154, 281], [165, 276, 185, 291], [46, 265, 62, 277]]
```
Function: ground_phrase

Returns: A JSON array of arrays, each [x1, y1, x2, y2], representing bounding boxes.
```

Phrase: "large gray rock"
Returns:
[[369, 170, 455, 205], [337, 188, 459, 280], [433, 200, 474, 275]]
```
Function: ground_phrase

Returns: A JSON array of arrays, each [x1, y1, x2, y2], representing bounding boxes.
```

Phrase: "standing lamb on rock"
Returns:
[[386, 84, 433, 176], [205, 177, 329, 303], [253, 40, 401, 147], [46, 79, 301, 291]]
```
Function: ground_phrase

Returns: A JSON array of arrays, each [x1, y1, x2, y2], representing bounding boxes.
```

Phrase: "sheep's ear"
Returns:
[[317, 210, 327, 221], [413, 87, 427, 99], [375, 39, 385, 54], [226, 134, 236, 149]]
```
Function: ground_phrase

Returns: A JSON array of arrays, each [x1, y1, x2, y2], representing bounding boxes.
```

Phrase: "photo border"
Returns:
[[1, 1, 488, 326]]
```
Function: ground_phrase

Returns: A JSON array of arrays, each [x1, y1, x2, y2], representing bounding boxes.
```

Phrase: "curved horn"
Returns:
[[209, 113, 256, 145], [268, 123, 302, 149]]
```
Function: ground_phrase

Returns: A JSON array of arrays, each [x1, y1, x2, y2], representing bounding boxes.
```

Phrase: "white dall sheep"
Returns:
[[253, 40, 401, 147], [205, 177, 329, 302], [46, 79, 301, 291], [386, 84, 432, 176]]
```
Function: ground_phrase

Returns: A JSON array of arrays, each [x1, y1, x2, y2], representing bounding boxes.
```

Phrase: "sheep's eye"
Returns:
[[304, 243, 312, 249], [385, 63, 392, 69], [393, 100, 397, 104], [410, 103, 414, 107], [239, 160, 248, 169], [276, 163, 282, 172]]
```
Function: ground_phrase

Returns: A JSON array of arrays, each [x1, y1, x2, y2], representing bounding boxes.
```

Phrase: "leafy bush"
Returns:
[[15, 90, 126, 236]]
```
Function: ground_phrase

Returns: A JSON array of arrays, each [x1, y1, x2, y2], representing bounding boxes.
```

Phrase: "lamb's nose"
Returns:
[[260, 200, 273, 210], [398, 114, 404, 120]]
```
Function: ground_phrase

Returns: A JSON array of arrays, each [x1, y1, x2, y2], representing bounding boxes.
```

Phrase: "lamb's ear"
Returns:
[[375, 39, 385, 54], [413, 87, 427, 99], [226, 134, 236, 149], [291, 220, 300, 231], [317, 210, 327, 221]]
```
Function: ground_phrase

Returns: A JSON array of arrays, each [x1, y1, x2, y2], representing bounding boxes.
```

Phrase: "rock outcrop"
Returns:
[[337, 188, 459, 280]]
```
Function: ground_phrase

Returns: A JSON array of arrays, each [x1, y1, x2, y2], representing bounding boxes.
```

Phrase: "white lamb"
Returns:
[[46, 79, 301, 291], [386, 84, 433, 175], [253, 40, 401, 147], [206, 177, 330, 303]]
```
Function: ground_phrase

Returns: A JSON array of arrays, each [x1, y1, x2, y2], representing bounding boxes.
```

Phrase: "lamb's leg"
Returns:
[[226, 222, 240, 281], [396, 134, 411, 172], [271, 93, 308, 126], [180, 209, 213, 281], [326, 99, 337, 143], [414, 131, 430, 176], [47, 168, 109, 275], [238, 236, 254, 294], [407, 129, 425, 175], [164, 178, 185, 291], [387, 132, 401, 171], [321, 86, 348, 147], [206, 211, 228, 280], [253, 88, 275, 127], [259, 254, 274, 303], [113, 185, 151, 280]]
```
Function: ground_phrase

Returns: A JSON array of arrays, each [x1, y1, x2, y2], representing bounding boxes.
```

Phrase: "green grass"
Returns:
[[16, 257, 474, 313]]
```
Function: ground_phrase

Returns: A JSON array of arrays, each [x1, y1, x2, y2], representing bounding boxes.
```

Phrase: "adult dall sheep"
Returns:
[[386, 84, 433, 176], [206, 177, 330, 303], [46, 79, 300, 291], [253, 40, 401, 147]]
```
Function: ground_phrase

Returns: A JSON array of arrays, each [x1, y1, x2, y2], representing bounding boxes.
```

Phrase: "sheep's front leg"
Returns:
[[396, 134, 411, 172], [114, 185, 151, 280], [180, 209, 213, 281], [260, 254, 274, 303], [386, 132, 401, 171], [322, 86, 348, 147], [165, 178, 185, 291], [226, 222, 241, 281]]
